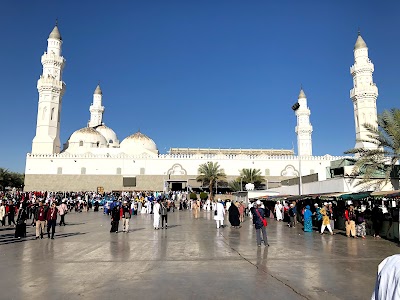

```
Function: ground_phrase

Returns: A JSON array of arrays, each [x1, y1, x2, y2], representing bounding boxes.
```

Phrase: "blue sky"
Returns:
[[0, 1, 399, 172]]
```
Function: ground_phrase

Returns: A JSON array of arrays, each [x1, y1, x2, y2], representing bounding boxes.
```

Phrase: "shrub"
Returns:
[[199, 192, 208, 200], [189, 193, 197, 200]]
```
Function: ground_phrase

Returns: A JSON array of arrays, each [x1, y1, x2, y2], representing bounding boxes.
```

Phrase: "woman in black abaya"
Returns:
[[15, 202, 28, 238], [229, 202, 241, 228]]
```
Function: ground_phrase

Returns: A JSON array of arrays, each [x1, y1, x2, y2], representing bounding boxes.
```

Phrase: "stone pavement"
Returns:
[[0, 209, 398, 300]]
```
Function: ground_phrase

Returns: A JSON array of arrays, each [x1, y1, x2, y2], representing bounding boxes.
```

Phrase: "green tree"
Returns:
[[345, 109, 400, 189], [239, 168, 264, 189], [196, 162, 226, 201], [0, 168, 24, 190], [228, 179, 242, 192]]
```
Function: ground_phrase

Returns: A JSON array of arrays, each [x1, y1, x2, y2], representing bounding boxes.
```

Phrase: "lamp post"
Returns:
[[292, 100, 303, 196], [240, 176, 243, 192]]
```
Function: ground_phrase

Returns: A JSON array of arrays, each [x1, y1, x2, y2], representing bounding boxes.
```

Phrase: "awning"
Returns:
[[339, 192, 372, 200], [371, 190, 400, 199]]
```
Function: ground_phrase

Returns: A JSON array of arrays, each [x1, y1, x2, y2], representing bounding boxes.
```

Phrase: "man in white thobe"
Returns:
[[214, 199, 225, 229], [153, 200, 161, 230]]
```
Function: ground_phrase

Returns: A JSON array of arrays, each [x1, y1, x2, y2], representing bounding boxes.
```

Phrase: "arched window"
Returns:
[[96, 141, 100, 147], [51, 108, 55, 120], [79, 141, 83, 147], [109, 140, 113, 144], [42, 106, 47, 120]]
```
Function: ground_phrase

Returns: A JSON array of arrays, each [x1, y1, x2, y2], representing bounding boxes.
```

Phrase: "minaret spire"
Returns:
[[31, 23, 66, 154], [294, 87, 313, 156], [350, 32, 378, 150], [88, 84, 105, 127]]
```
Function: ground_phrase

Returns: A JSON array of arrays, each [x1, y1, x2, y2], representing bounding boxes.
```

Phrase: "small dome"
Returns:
[[66, 127, 107, 152], [95, 125, 119, 146], [120, 131, 158, 154], [354, 34, 367, 50], [94, 84, 102, 95], [298, 88, 306, 99], [49, 25, 62, 40]]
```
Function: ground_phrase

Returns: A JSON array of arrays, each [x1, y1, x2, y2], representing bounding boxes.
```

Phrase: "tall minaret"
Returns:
[[88, 84, 104, 127], [32, 22, 66, 154], [350, 31, 379, 150], [295, 88, 313, 156]]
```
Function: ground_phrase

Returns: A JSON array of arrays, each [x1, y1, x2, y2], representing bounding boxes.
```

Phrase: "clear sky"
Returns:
[[0, 1, 398, 173]]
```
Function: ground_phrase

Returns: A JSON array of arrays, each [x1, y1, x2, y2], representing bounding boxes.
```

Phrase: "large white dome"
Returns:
[[120, 131, 158, 155], [65, 127, 108, 153], [95, 125, 119, 147]]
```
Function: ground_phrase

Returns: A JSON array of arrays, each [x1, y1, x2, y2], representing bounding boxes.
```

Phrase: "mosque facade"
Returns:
[[24, 25, 377, 192]]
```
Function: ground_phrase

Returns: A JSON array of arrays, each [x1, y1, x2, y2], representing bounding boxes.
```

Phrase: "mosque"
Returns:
[[24, 24, 378, 192]]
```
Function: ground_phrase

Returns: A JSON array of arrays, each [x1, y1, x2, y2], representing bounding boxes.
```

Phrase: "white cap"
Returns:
[[314, 203, 318, 206], [256, 200, 261, 205], [324, 202, 328, 206]]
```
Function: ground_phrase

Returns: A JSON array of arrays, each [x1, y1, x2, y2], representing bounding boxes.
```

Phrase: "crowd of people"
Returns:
[[0, 190, 393, 246]]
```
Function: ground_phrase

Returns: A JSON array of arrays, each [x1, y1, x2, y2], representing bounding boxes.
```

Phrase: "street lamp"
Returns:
[[292, 100, 303, 196]]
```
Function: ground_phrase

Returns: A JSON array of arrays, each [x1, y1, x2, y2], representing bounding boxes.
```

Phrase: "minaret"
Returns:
[[88, 84, 104, 127], [32, 22, 66, 154], [295, 88, 313, 156], [350, 31, 379, 150]]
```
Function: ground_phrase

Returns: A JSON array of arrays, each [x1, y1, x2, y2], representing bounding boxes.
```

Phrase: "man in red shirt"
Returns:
[[35, 202, 46, 239], [47, 202, 58, 239]]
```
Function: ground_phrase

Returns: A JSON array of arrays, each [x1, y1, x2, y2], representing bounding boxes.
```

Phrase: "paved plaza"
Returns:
[[0, 209, 398, 300]]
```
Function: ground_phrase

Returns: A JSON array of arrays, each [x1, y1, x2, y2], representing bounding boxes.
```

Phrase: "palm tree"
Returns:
[[239, 168, 264, 189], [196, 162, 226, 201], [228, 180, 242, 192], [345, 109, 400, 189]]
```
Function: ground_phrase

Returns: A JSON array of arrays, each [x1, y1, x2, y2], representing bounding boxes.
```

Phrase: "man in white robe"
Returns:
[[274, 201, 283, 221], [153, 200, 161, 230], [214, 199, 225, 229], [371, 254, 400, 300]]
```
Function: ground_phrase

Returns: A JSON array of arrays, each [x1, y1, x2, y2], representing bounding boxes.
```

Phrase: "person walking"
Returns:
[[58, 200, 68, 226], [345, 205, 357, 238], [46, 202, 58, 239], [303, 205, 313, 232], [121, 201, 131, 232], [320, 203, 333, 235], [252, 200, 269, 247], [0, 202, 5, 226], [228, 201, 241, 228], [238, 201, 245, 223], [313, 203, 322, 232], [153, 200, 161, 230], [274, 201, 283, 221], [288, 203, 296, 228], [15, 202, 27, 238], [35, 201, 46, 239], [160, 200, 168, 229], [110, 203, 120, 233], [214, 199, 225, 229], [8, 202, 16, 226]]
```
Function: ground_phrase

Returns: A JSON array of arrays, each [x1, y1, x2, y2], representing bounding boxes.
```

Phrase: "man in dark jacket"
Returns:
[[252, 200, 269, 247], [160, 200, 168, 229], [46, 202, 58, 239]]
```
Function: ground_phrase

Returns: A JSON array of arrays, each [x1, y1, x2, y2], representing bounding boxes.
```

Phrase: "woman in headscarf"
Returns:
[[229, 201, 241, 228], [303, 205, 313, 232]]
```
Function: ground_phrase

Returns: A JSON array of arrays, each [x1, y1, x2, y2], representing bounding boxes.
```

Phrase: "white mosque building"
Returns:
[[24, 25, 378, 192]]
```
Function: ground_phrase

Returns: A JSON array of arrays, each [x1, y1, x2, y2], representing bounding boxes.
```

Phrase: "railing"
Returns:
[[26, 152, 348, 161]]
